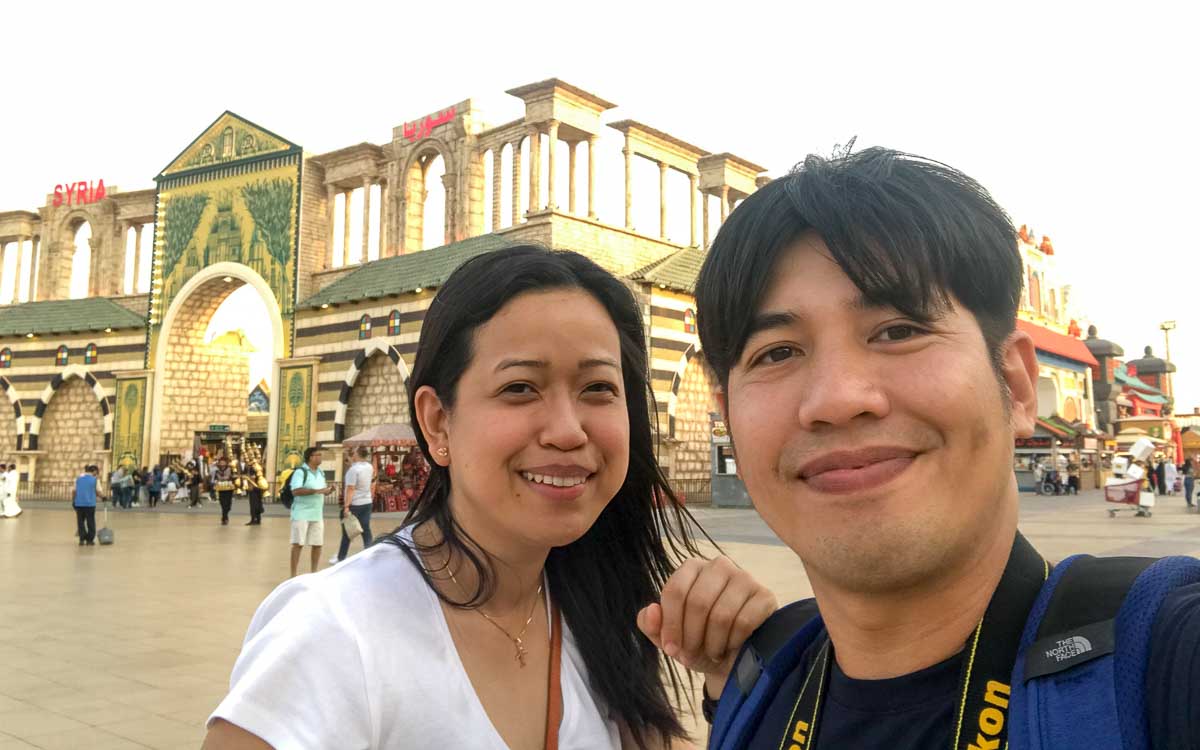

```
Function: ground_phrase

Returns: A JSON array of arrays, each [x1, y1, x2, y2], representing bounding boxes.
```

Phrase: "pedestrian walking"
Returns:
[[149, 465, 163, 508], [3, 461, 22, 518], [73, 465, 100, 545], [211, 457, 235, 525], [1185, 458, 1195, 508], [336, 446, 375, 562], [1156, 458, 1168, 496], [185, 460, 202, 507]]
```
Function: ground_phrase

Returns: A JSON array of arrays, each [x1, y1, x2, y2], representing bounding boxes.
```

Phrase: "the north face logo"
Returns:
[[1044, 636, 1093, 662]]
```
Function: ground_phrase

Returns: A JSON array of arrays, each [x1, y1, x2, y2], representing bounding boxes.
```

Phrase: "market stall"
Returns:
[[342, 423, 431, 513]]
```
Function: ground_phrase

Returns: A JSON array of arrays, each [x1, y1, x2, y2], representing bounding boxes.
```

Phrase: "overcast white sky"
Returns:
[[3, 1, 1198, 407]]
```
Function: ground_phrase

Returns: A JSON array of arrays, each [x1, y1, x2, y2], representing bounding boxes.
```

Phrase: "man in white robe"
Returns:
[[1, 462, 20, 517]]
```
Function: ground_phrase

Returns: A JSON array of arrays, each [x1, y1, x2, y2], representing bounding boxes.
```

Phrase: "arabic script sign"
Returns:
[[403, 106, 457, 142]]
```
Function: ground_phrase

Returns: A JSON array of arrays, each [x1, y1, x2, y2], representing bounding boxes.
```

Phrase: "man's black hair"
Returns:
[[695, 147, 1023, 388], [303, 447, 320, 464]]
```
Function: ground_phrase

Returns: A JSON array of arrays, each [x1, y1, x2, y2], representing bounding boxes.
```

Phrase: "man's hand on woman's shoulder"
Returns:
[[638, 556, 778, 699]]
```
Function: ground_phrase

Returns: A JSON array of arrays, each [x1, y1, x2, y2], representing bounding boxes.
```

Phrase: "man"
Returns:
[[289, 447, 336, 577], [2, 461, 21, 517], [186, 459, 203, 508], [1184, 457, 1195, 509], [336, 446, 375, 562], [73, 465, 100, 545], [244, 452, 264, 526], [211, 456, 235, 526], [687, 148, 1200, 748]]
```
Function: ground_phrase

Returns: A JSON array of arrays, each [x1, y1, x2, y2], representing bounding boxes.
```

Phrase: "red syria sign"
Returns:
[[53, 180, 107, 207], [402, 106, 457, 142]]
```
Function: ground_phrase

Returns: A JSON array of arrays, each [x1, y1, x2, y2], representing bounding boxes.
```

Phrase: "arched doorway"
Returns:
[[148, 263, 284, 476], [402, 141, 454, 251], [38, 374, 106, 483], [341, 346, 410, 442]]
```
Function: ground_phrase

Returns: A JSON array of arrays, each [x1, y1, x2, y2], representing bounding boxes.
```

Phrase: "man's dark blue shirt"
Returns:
[[741, 584, 1200, 749]]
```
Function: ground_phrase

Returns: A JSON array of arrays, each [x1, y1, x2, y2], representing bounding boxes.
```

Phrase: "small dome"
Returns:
[[1128, 345, 1176, 375]]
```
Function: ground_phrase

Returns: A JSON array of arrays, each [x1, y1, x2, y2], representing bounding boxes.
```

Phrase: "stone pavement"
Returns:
[[1, 489, 1198, 748]]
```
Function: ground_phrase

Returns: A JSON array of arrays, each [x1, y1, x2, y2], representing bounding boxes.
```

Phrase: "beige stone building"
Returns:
[[0, 79, 767, 495]]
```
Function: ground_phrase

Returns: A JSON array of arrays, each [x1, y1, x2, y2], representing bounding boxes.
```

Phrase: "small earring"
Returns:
[[436, 447, 448, 457]]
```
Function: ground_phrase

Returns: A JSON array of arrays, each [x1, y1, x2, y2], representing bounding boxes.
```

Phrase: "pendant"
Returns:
[[514, 637, 527, 667]]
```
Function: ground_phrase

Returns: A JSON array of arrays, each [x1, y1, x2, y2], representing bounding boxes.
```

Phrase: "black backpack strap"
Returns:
[[734, 598, 821, 694], [1023, 555, 1155, 680]]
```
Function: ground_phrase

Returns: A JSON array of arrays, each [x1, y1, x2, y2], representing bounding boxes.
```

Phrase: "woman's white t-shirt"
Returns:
[[209, 531, 621, 749]]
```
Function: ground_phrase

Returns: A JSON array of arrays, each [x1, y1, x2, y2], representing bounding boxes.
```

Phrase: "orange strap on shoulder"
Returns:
[[544, 601, 563, 750]]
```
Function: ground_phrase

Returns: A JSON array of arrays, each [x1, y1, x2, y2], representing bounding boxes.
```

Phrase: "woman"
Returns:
[[149, 465, 163, 508], [204, 246, 775, 749]]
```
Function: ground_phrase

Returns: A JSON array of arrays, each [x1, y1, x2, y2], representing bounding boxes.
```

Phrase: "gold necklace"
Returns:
[[448, 568, 544, 667]]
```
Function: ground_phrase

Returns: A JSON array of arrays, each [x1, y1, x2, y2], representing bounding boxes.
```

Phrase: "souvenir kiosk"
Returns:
[[341, 423, 430, 513]]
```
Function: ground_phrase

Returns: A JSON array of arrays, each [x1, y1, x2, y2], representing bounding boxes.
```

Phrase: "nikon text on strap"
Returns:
[[774, 533, 1049, 750]]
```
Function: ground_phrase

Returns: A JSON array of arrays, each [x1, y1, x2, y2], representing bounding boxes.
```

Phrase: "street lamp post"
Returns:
[[1161, 320, 1177, 363]]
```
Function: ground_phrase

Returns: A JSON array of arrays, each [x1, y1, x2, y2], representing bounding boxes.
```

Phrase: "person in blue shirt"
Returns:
[[73, 464, 101, 546], [288, 447, 336, 577], [683, 147, 1200, 749]]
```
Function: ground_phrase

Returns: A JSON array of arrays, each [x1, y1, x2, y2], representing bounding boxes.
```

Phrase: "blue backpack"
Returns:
[[709, 554, 1200, 750]]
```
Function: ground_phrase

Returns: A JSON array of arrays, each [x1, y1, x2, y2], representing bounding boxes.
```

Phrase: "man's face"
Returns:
[[724, 234, 1036, 594], [310, 452, 323, 469]]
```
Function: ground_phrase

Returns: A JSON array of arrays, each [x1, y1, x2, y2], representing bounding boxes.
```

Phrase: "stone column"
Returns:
[[622, 133, 633, 229], [325, 184, 337, 269], [511, 138, 523, 224], [0, 242, 7, 304], [116, 222, 130, 294], [546, 120, 559, 210], [29, 236, 40, 301], [89, 235, 103, 297], [720, 185, 730, 222], [133, 223, 144, 292], [689, 174, 698, 247], [342, 189, 352, 264], [361, 177, 372, 264], [659, 162, 669, 240], [441, 172, 456, 246], [491, 149, 503, 231], [12, 238, 24, 303], [702, 191, 710, 248], [379, 180, 389, 257], [528, 126, 542, 216], [397, 195, 408, 255], [568, 142, 578, 214], [587, 136, 597, 220]]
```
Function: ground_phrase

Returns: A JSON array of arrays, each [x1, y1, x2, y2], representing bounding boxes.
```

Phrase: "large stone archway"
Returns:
[[148, 262, 284, 475]]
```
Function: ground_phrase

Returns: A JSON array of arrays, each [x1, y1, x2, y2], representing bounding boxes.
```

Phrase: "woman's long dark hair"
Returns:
[[383, 244, 707, 746]]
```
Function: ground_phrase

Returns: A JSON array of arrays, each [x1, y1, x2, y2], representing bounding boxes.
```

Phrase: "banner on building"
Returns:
[[111, 376, 148, 470], [276, 363, 314, 474]]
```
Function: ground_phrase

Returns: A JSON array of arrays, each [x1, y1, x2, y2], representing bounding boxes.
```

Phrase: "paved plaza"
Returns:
[[3, 490, 1200, 748]]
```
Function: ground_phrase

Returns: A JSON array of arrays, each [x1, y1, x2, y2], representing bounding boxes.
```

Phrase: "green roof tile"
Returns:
[[0, 297, 146, 338], [299, 234, 513, 309], [628, 246, 705, 294]]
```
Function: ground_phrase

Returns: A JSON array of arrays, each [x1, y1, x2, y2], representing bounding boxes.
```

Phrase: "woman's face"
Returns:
[[430, 288, 631, 554]]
